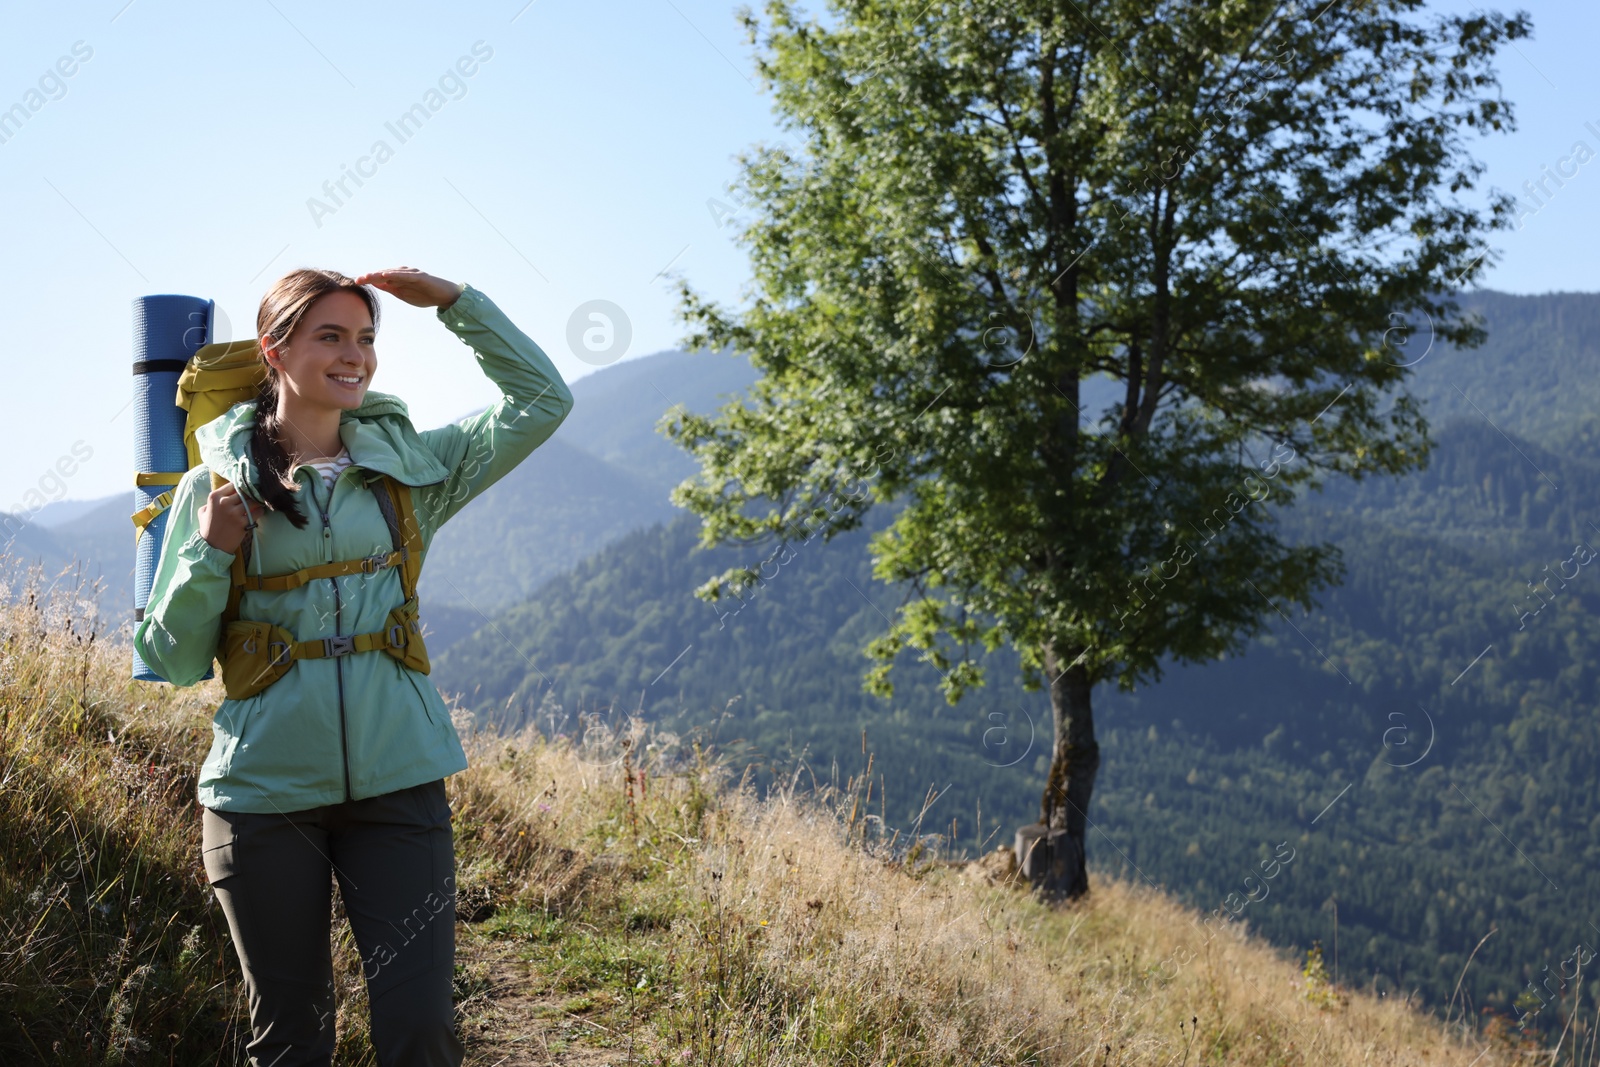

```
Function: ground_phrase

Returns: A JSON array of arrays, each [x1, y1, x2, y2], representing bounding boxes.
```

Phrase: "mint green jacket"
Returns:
[[133, 284, 574, 812]]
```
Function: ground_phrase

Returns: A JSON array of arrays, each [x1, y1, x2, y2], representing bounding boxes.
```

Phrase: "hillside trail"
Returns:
[[458, 927, 649, 1066]]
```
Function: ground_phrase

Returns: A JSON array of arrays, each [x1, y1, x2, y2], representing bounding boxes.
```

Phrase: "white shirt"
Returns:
[[304, 446, 353, 490]]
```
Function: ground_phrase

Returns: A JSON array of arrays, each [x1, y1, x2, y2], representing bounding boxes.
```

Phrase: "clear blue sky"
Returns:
[[0, 0, 1591, 513]]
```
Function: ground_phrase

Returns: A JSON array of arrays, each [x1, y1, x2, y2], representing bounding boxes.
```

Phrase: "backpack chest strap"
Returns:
[[235, 547, 408, 593]]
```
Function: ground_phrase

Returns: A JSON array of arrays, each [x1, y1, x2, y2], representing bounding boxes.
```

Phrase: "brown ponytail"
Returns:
[[249, 268, 381, 529]]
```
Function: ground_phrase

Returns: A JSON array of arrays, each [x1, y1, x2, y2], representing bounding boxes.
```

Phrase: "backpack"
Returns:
[[132, 338, 430, 700]]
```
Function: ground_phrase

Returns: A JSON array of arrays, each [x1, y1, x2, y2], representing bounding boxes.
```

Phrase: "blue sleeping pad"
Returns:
[[132, 293, 217, 684]]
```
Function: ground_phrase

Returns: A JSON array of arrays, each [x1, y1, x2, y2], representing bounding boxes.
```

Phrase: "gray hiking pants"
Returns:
[[200, 778, 464, 1067]]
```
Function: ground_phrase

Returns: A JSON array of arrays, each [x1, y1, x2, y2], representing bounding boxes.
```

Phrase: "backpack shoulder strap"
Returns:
[[211, 467, 251, 633], [223, 541, 248, 628], [368, 472, 423, 599]]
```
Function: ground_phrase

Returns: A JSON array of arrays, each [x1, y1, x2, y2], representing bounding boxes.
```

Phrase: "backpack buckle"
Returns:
[[360, 552, 388, 573], [268, 640, 292, 666], [387, 623, 406, 648], [323, 634, 356, 658]]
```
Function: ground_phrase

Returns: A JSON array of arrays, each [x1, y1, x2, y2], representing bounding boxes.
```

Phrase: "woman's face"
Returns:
[[264, 289, 376, 413]]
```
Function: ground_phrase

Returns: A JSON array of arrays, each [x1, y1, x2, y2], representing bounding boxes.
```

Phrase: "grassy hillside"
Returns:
[[0, 551, 1542, 1065]]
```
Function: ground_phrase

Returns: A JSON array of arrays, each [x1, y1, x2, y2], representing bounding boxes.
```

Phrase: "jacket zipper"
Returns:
[[307, 468, 352, 804]]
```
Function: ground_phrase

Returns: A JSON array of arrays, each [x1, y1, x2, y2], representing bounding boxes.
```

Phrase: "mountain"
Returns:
[[417, 347, 760, 616], [416, 435, 675, 616], [0, 504, 118, 616], [426, 290, 1600, 1026], [23, 494, 121, 529], [1398, 290, 1600, 449], [554, 347, 761, 488]]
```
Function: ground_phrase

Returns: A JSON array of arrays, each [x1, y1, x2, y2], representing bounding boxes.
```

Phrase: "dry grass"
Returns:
[[451, 695, 1541, 1064], [0, 548, 1558, 1065], [0, 557, 249, 1063]]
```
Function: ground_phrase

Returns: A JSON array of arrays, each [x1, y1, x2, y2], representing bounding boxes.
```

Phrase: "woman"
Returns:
[[133, 266, 574, 1066]]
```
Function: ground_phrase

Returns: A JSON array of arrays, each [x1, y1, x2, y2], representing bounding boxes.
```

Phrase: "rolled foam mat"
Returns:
[[132, 294, 215, 684]]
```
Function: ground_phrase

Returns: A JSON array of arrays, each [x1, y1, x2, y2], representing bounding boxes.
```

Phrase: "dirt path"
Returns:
[[457, 926, 653, 1066]]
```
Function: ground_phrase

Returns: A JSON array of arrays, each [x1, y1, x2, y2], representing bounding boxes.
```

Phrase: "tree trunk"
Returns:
[[1015, 641, 1098, 901]]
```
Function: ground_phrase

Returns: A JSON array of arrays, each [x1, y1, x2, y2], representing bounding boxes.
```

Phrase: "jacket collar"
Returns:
[[195, 390, 453, 500]]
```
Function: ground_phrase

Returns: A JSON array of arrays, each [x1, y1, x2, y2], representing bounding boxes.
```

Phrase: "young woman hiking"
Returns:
[[133, 266, 574, 1066]]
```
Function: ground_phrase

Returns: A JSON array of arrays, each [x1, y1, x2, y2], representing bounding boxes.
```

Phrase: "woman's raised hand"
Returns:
[[199, 480, 266, 555], [354, 266, 465, 309]]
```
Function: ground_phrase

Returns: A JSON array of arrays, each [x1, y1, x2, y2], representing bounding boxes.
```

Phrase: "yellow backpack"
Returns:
[[132, 338, 430, 700], [132, 338, 263, 541]]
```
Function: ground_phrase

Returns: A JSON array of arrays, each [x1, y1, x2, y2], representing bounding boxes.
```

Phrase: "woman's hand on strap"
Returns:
[[354, 266, 465, 310], [199, 481, 266, 555]]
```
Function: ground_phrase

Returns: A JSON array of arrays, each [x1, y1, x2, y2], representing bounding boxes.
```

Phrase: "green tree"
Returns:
[[664, 0, 1527, 898]]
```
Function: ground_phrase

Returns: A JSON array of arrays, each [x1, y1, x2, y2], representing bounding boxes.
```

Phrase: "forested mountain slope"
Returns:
[[432, 290, 1600, 1027]]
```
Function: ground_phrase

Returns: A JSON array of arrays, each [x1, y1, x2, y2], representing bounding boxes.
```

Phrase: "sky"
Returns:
[[0, 0, 1593, 515]]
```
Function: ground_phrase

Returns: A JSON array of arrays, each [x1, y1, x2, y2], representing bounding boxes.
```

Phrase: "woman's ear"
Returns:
[[260, 335, 284, 372]]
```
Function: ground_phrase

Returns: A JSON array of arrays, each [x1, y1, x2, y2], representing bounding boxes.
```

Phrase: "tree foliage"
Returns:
[[666, 0, 1528, 710]]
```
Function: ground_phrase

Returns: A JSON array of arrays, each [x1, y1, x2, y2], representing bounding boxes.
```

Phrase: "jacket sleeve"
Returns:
[[132, 466, 234, 687], [413, 283, 575, 535]]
